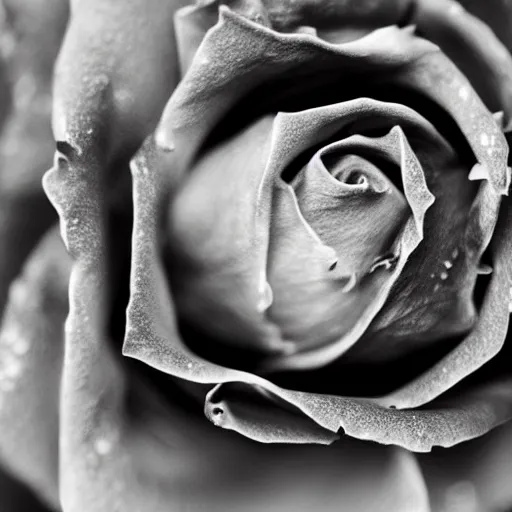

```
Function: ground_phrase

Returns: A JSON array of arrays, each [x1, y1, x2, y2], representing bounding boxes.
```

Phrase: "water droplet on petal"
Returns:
[[443, 260, 453, 269], [440, 272, 448, 280], [94, 437, 113, 456], [458, 86, 469, 101]]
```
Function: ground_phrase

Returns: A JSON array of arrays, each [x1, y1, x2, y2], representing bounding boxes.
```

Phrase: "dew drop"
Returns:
[[94, 437, 113, 456], [440, 272, 448, 280], [458, 86, 469, 101], [443, 260, 453, 269], [12, 338, 30, 356]]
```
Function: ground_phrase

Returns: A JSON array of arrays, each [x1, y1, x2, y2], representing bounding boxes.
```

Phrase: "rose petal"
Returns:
[[0, 0, 67, 318], [124, 133, 512, 450], [121, 10, 512, 447], [420, 418, 512, 512], [175, 0, 270, 75], [0, 229, 69, 510], [167, 116, 287, 353], [375, 198, 512, 409], [45, 108, 431, 510], [155, 9, 438, 182], [53, 0, 188, 160], [205, 382, 338, 444], [259, 100, 434, 370], [458, 0, 512, 53], [414, 0, 512, 119], [349, 133, 483, 363]]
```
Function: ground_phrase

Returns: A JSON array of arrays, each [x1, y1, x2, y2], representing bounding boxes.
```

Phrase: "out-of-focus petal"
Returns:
[[0, 465, 55, 512], [53, 0, 188, 162], [122, 9, 512, 448], [414, 0, 512, 121], [420, 419, 512, 512], [0, 0, 67, 317], [458, 0, 512, 57], [0, 229, 69, 510]]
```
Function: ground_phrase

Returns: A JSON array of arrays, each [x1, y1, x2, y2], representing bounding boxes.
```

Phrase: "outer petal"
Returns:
[[0, 230, 69, 509], [420, 420, 512, 512], [414, 0, 512, 120], [0, 0, 67, 318], [155, 9, 438, 181], [53, 0, 188, 162]]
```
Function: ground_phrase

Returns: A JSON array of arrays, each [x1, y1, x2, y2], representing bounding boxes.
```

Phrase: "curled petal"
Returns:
[[155, 9, 438, 181], [262, 101, 434, 370]]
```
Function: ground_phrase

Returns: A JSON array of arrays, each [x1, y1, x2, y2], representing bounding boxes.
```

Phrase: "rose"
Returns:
[[1, 0, 512, 511]]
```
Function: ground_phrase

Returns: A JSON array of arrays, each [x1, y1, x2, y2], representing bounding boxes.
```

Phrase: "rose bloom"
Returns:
[[1, 0, 512, 510]]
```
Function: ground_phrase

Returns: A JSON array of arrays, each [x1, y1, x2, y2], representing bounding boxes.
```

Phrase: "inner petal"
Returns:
[[292, 148, 407, 277], [265, 139, 411, 362]]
